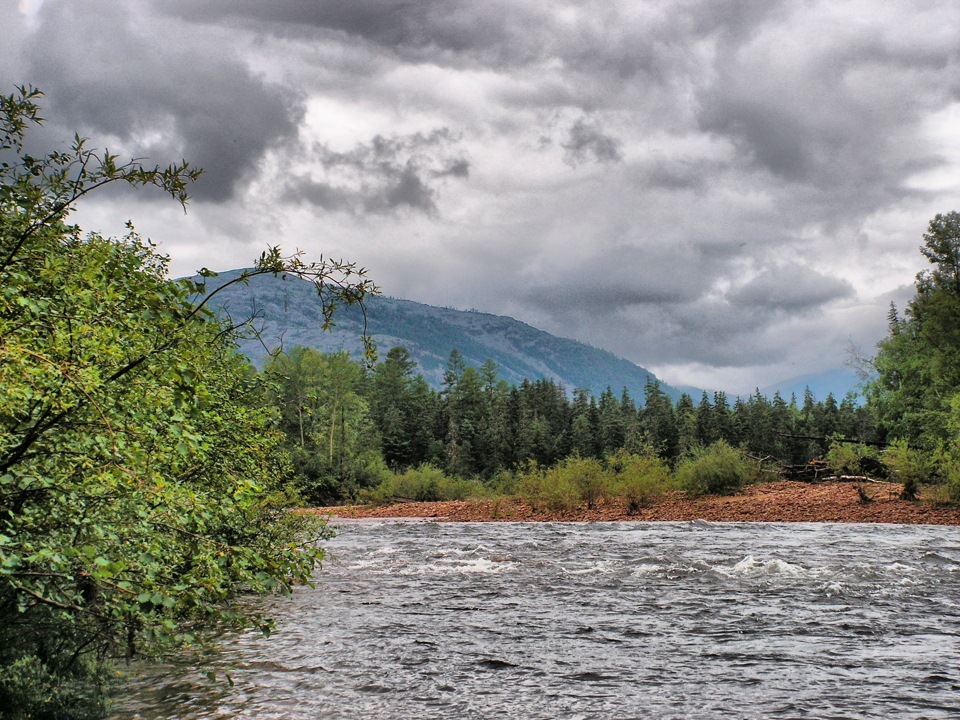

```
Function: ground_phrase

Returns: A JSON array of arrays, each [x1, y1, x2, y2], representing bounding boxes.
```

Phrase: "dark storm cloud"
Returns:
[[158, 0, 546, 68], [4, 0, 958, 390], [288, 129, 469, 215], [15, 0, 302, 203], [526, 284, 691, 314], [728, 266, 854, 312], [696, 16, 960, 218], [518, 246, 858, 370], [522, 244, 722, 315], [562, 119, 623, 167], [164, 0, 954, 223]]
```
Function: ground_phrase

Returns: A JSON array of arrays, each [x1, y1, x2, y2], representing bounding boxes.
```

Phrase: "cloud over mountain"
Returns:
[[3, 0, 958, 391]]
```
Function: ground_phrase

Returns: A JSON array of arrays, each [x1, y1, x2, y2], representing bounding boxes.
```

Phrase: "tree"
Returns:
[[265, 348, 384, 503], [0, 86, 375, 715], [919, 211, 960, 295], [868, 211, 960, 448], [569, 388, 599, 458], [443, 364, 486, 476], [597, 386, 626, 455], [370, 346, 419, 468], [674, 392, 698, 457], [641, 380, 678, 461], [477, 361, 513, 476]]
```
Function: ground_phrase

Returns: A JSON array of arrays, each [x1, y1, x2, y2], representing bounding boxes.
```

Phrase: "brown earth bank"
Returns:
[[313, 481, 960, 525]]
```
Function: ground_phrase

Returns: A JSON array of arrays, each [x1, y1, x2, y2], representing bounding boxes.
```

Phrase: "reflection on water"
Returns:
[[112, 521, 960, 719]]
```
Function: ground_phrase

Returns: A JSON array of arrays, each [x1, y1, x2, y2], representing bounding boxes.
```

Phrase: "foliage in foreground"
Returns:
[[0, 86, 373, 717]]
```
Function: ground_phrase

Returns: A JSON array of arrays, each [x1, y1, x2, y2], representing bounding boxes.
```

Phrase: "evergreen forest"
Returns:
[[264, 344, 876, 504]]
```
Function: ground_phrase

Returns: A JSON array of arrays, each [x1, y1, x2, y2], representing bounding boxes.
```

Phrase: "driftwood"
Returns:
[[779, 457, 889, 484], [780, 460, 834, 482], [834, 475, 881, 483], [777, 433, 897, 449]]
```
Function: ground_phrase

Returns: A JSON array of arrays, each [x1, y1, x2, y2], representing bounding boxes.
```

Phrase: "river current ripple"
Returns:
[[114, 521, 960, 719]]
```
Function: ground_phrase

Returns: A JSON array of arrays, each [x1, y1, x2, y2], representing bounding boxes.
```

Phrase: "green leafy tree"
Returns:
[[0, 86, 374, 716], [264, 349, 384, 503], [869, 211, 960, 449]]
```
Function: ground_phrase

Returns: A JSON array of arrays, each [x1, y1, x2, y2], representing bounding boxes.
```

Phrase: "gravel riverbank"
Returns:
[[315, 481, 960, 525]]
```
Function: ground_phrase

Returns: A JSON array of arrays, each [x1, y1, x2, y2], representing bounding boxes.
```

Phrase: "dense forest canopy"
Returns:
[[265, 343, 873, 505]]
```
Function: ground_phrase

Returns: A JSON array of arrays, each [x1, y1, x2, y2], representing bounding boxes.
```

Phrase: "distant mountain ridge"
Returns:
[[202, 269, 686, 402], [757, 368, 863, 404]]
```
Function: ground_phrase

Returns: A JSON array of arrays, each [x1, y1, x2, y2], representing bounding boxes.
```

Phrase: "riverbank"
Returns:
[[317, 481, 960, 524]]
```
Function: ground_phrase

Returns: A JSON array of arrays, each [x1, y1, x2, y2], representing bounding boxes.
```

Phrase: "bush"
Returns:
[[824, 439, 881, 477], [0, 654, 106, 720], [567, 457, 611, 509], [485, 470, 519, 496], [518, 457, 615, 512], [356, 465, 480, 504], [609, 450, 673, 513], [883, 439, 936, 500], [925, 446, 960, 506], [676, 441, 753, 497], [518, 463, 582, 513]]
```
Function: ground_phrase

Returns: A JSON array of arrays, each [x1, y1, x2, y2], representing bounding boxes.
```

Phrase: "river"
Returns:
[[112, 520, 960, 719]]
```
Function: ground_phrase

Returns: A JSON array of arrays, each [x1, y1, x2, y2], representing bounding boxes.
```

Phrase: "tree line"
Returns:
[[264, 344, 875, 504], [265, 210, 960, 509]]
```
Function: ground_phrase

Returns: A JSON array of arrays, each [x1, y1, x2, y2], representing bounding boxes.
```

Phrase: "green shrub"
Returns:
[[566, 456, 611, 509], [485, 470, 519, 496], [0, 653, 107, 720], [356, 465, 480, 504], [518, 463, 582, 513], [676, 440, 753, 497], [925, 479, 960, 506], [883, 439, 936, 500], [609, 450, 673, 513], [824, 440, 860, 476], [928, 447, 960, 506], [824, 439, 880, 477], [518, 457, 616, 512]]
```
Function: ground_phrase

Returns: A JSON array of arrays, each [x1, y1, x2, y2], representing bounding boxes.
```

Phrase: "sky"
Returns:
[[3, 0, 959, 393]]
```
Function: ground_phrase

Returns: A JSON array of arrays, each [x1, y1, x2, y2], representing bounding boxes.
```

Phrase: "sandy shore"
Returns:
[[315, 481, 960, 525]]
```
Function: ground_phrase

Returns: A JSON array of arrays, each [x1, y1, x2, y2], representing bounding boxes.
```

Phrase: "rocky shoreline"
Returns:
[[317, 481, 960, 525]]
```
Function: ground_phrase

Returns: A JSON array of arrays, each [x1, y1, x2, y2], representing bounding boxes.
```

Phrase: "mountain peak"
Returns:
[[201, 269, 686, 402]]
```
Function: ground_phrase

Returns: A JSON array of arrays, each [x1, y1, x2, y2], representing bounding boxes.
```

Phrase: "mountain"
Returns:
[[201, 269, 686, 402], [757, 368, 864, 403]]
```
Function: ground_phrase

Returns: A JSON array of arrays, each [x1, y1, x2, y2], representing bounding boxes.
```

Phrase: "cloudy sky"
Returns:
[[4, 0, 959, 392]]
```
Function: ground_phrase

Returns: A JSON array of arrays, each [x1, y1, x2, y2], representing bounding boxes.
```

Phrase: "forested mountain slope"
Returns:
[[204, 269, 686, 402]]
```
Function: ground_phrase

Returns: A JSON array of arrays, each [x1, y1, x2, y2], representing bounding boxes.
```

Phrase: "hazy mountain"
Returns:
[[757, 368, 864, 404], [202, 269, 686, 402]]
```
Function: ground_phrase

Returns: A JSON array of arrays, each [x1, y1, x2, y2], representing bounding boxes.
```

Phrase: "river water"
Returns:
[[113, 520, 960, 719]]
